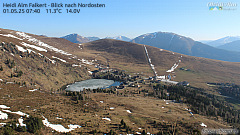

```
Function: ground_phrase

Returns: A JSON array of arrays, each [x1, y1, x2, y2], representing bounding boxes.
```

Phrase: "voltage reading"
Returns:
[[66, 9, 80, 13]]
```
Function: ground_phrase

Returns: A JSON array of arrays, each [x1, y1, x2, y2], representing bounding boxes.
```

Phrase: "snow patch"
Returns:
[[0, 111, 8, 119], [12, 111, 29, 117], [52, 56, 67, 63], [169, 34, 175, 45], [16, 45, 27, 52], [0, 34, 23, 40], [200, 123, 207, 127], [102, 117, 111, 121], [45, 56, 56, 64], [72, 64, 80, 67], [3, 109, 29, 117], [56, 117, 63, 120], [161, 79, 178, 84], [79, 59, 93, 65], [42, 116, 81, 133], [0, 105, 10, 109], [88, 71, 93, 74], [16, 32, 72, 56], [18, 117, 26, 127], [21, 42, 47, 52], [68, 124, 81, 129], [144, 45, 157, 76], [38, 53, 43, 57], [29, 89, 38, 92], [126, 110, 132, 113], [2, 110, 11, 113], [166, 63, 179, 73], [0, 123, 6, 127], [156, 75, 166, 79]]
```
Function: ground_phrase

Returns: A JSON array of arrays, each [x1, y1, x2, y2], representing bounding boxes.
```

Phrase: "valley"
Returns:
[[0, 28, 240, 134]]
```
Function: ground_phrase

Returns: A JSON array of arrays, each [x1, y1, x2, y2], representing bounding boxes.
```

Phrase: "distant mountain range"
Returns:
[[105, 36, 131, 42], [217, 40, 240, 52], [199, 36, 240, 52], [60, 32, 240, 62], [131, 32, 240, 62], [87, 37, 100, 42], [198, 40, 213, 44], [61, 34, 90, 43], [203, 36, 240, 47], [61, 34, 131, 43]]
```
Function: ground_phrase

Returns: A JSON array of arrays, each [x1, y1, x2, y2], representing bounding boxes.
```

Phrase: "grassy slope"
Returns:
[[0, 82, 230, 134], [83, 39, 240, 88], [0, 28, 90, 91], [26, 33, 240, 88]]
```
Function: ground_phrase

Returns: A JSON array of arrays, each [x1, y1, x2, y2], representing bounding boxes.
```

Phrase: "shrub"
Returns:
[[25, 116, 43, 133]]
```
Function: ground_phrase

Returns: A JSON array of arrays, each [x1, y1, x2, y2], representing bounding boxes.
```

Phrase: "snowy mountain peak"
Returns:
[[105, 36, 131, 42], [207, 36, 240, 47], [60, 33, 90, 43]]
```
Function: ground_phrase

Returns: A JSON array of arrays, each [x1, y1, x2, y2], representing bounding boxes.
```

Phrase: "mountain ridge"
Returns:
[[217, 40, 240, 52], [105, 36, 132, 42], [60, 33, 90, 43], [207, 36, 240, 47], [1, 28, 240, 88], [131, 32, 240, 62], [61, 34, 132, 43]]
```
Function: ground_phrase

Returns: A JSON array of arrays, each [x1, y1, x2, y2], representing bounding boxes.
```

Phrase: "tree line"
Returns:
[[153, 84, 240, 129]]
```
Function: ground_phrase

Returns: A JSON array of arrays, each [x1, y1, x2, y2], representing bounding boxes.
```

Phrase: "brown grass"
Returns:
[[0, 82, 230, 134]]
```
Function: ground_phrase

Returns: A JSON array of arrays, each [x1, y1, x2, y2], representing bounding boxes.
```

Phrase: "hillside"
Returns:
[[1, 81, 233, 134], [0, 28, 240, 134], [218, 40, 240, 52], [83, 39, 240, 87], [0, 28, 92, 90], [1, 28, 239, 90], [131, 32, 240, 62]]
